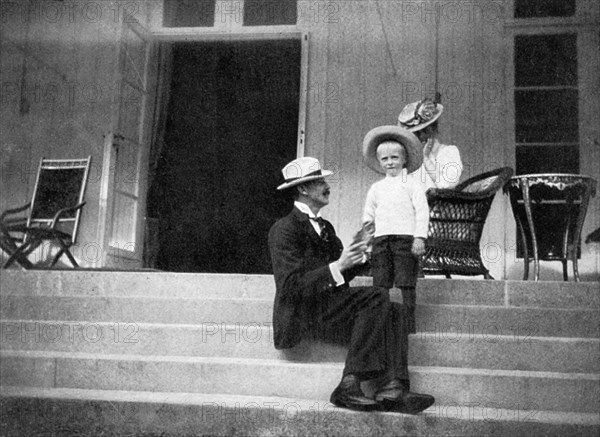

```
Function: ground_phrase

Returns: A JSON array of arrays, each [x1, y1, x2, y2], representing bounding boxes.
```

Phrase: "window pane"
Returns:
[[163, 0, 215, 27], [515, 34, 577, 87], [516, 145, 579, 175], [514, 0, 575, 18], [515, 90, 579, 143], [244, 0, 297, 26]]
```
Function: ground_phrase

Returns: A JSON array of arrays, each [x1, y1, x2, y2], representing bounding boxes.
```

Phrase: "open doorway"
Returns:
[[147, 39, 301, 273]]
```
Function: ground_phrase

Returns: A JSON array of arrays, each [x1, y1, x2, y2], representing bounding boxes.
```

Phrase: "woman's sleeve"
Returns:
[[435, 145, 463, 189]]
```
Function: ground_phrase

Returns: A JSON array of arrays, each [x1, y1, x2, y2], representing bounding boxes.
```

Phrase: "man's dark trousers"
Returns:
[[312, 285, 410, 381]]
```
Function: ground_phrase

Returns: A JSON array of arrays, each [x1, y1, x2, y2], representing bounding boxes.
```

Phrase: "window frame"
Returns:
[[505, 0, 599, 177], [504, 0, 599, 260], [512, 31, 580, 174], [149, 0, 300, 35]]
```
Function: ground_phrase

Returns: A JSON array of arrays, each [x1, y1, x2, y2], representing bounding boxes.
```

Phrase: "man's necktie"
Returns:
[[310, 217, 331, 242]]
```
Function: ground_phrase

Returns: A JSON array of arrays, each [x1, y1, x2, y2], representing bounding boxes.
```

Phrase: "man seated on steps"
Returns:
[[268, 157, 435, 414]]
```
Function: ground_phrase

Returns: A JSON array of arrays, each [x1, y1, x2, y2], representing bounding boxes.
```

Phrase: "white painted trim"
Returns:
[[96, 132, 117, 266], [151, 28, 301, 41], [504, 17, 599, 29]]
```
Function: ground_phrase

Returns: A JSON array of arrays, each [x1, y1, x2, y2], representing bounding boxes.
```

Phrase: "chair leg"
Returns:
[[51, 240, 78, 268], [522, 249, 529, 281], [572, 251, 580, 282], [3, 241, 36, 269], [516, 220, 529, 280], [2, 249, 34, 269], [64, 249, 79, 267], [3, 249, 27, 269], [50, 247, 66, 267]]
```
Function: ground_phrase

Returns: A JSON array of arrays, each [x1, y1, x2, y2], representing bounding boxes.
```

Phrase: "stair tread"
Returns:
[[2, 349, 598, 379], [5, 294, 600, 309], [1, 318, 598, 342], [2, 271, 597, 309], [2, 385, 599, 426]]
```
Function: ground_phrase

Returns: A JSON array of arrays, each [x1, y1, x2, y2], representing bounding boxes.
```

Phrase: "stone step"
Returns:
[[2, 386, 598, 437], [0, 271, 277, 300], [2, 294, 598, 339], [418, 305, 599, 339], [1, 351, 598, 414], [2, 270, 598, 309], [1, 320, 598, 374], [1, 270, 598, 432], [0, 295, 273, 327]]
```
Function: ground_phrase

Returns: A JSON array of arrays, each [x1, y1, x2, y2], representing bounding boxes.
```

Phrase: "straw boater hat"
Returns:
[[277, 157, 333, 190], [362, 125, 423, 174], [397, 98, 444, 132]]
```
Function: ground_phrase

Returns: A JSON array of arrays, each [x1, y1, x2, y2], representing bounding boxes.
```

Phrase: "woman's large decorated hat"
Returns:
[[398, 98, 443, 132]]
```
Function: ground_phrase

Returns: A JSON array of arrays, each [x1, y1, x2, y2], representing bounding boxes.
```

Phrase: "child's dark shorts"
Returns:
[[371, 235, 420, 289]]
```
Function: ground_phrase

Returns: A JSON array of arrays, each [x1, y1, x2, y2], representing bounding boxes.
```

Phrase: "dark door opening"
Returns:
[[147, 39, 300, 273]]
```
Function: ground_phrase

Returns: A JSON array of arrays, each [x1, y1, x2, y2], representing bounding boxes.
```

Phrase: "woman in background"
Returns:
[[398, 98, 463, 189]]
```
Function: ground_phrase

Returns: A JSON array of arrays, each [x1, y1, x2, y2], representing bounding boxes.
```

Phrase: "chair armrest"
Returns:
[[0, 217, 26, 243], [50, 202, 86, 228], [428, 167, 514, 202], [1, 202, 31, 222], [0, 220, 12, 241], [427, 188, 497, 201]]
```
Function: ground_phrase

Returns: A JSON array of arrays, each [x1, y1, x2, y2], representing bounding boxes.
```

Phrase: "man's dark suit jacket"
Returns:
[[268, 206, 361, 350]]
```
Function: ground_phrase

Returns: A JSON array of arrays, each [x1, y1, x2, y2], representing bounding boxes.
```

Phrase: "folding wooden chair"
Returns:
[[0, 157, 91, 269]]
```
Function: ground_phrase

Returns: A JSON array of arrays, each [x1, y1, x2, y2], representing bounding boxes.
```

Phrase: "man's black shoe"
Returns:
[[330, 375, 381, 412], [374, 378, 408, 400], [375, 378, 434, 414]]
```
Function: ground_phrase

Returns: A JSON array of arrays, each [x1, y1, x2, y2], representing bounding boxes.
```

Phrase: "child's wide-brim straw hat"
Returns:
[[362, 125, 423, 174]]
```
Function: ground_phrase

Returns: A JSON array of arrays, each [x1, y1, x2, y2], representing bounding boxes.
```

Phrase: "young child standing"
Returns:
[[362, 125, 429, 333]]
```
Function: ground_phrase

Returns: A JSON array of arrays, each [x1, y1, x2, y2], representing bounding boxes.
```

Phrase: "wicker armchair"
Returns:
[[422, 167, 514, 279]]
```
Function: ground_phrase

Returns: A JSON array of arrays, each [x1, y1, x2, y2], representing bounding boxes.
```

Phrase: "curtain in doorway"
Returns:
[[143, 43, 173, 268]]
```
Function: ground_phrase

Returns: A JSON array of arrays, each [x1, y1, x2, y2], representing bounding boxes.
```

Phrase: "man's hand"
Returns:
[[363, 221, 375, 237], [353, 222, 375, 246], [411, 237, 426, 257], [337, 241, 368, 272]]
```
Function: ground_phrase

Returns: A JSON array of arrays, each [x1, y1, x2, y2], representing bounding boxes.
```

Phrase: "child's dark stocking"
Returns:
[[401, 287, 416, 334]]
